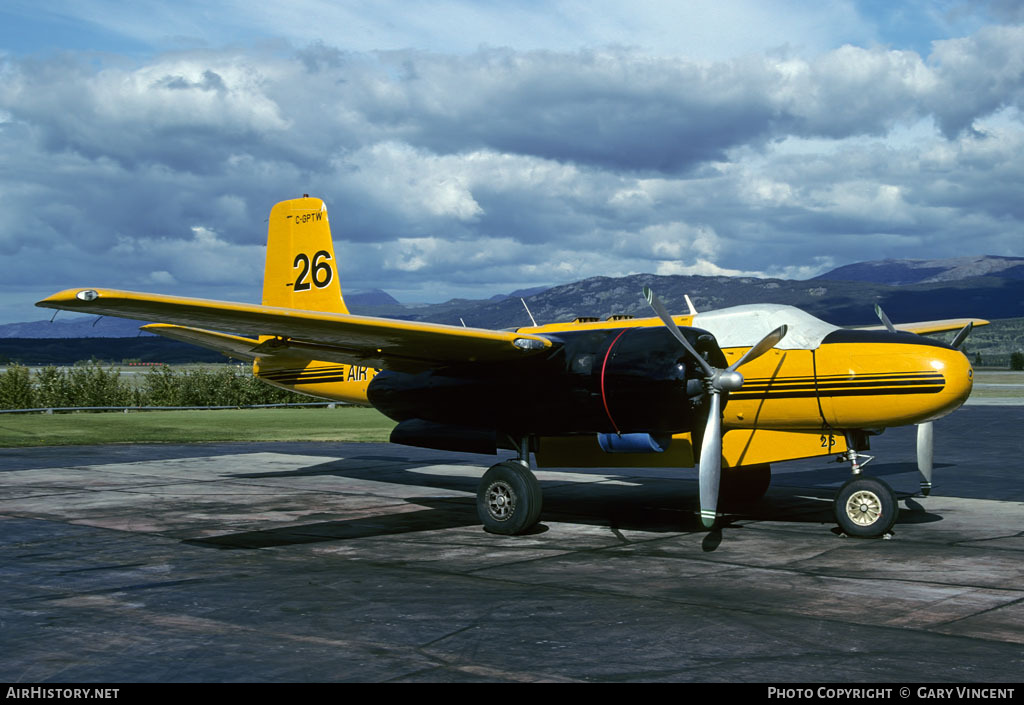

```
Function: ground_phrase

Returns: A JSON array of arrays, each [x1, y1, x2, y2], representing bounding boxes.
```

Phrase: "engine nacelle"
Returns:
[[367, 325, 723, 439]]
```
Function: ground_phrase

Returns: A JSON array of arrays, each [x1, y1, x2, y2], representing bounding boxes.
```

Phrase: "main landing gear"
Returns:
[[476, 438, 543, 535], [474, 433, 902, 538], [833, 443, 898, 538]]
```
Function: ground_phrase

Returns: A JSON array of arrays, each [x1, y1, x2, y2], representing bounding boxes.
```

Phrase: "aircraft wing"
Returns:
[[37, 288, 555, 372], [860, 317, 989, 335]]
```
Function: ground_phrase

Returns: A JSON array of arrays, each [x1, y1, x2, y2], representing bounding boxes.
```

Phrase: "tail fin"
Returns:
[[262, 196, 348, 314]]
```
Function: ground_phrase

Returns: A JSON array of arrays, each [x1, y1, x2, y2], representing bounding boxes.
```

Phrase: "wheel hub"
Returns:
[[846, 490, 882, 526], [486, 481, 516, 521]]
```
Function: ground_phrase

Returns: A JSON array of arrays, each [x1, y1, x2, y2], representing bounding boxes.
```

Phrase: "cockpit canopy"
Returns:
[[693, 304, 839, 350]]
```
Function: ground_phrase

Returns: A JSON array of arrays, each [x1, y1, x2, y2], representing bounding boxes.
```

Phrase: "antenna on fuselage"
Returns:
[[521, 298, 538, 327], [684, 295, 698, 315]]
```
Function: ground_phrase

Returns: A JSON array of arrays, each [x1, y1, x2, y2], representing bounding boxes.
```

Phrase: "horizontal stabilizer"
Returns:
[[141, 324, 260, 361]]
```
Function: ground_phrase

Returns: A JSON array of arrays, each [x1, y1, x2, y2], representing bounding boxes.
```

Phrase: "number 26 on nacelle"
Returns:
[[37, 196, 984, 539]]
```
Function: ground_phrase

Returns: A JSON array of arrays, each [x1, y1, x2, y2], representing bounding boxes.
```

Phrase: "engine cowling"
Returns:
[[367, 325, 724, 438]]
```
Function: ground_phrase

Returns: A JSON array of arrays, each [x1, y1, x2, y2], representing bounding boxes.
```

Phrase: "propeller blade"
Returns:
[[643, 286, 715, 377], [727, 324, 788, 372], [951, 321, 973, 350], [698, 391, 723, 528], [874, 304, 897, 334], [917, 422, 934, 496]]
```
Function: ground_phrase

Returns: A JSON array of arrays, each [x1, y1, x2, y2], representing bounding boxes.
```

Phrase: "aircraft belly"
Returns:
[[722, 428, 847, 467], [535, 428, 848, 468], [536, 434, 695, 468]]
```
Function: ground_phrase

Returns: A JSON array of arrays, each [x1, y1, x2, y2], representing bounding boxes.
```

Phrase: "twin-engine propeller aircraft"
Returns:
[[37, 196, 986, 538]]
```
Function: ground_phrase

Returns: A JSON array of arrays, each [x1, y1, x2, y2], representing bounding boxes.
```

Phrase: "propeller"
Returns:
[[874, 304, 897, 334], [643, 286, 786, 528], [916, 421, 934, 496], [951, 321, 973, 350], [874, 306, 975, 497]]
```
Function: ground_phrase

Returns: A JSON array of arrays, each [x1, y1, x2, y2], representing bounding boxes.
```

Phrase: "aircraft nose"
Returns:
[[923, 344, 974, 421], [823, 334, 976, 429]]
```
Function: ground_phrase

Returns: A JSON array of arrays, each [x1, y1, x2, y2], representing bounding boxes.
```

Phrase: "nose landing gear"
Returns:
[[833, 438, 898, 537]]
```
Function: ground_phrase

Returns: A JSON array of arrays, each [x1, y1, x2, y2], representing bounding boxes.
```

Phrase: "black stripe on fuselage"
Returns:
[[744, 372, 944, 384], [261, 375, 351, 385], [262, 371, 347, 380], [259, 366, 352, 386], [729, 384, 945, 400], [260, 365, 345, 375], [730, 369, 945, 400], [740, 376, 943, 393]]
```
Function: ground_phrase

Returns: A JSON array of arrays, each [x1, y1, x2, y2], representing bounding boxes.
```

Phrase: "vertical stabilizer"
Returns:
[[262, 196, 348, 314]]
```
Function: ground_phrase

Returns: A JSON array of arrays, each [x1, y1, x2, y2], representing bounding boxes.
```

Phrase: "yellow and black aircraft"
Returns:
[[37, 196, 986, 538]]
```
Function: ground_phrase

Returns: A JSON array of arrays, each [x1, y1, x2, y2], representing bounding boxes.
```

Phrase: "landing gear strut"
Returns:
[[476, 437, 542, 535]]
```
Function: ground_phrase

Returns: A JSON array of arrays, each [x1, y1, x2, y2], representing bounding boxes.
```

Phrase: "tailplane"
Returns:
[[262, 196, 348, 314]]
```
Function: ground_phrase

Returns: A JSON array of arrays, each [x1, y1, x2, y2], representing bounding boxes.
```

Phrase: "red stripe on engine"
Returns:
[[600, 329, 629, 435]]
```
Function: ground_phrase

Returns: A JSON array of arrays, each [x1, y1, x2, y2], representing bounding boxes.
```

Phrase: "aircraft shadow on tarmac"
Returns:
[[187, 455, 944, 550]]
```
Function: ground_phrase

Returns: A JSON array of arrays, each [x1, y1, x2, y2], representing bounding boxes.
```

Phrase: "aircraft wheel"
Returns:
[[477, 461, 543, 535], [834, 476, 898, 538], [719, 463, 771, 507]]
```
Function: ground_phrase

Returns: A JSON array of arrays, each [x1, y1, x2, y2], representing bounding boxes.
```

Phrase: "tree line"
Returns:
[[0, 364, 314, 410]]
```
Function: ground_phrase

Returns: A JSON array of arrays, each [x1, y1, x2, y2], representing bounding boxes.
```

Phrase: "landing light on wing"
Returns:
[[513, 338, 547, 351]]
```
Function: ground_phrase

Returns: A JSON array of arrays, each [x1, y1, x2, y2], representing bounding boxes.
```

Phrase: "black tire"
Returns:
[[834, 475, 898, 537], [719, 463, 771, 507], [477, 461, 543, 535]]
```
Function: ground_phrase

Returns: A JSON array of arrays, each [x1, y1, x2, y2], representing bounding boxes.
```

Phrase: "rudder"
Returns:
[[262, 196, 348, 314]]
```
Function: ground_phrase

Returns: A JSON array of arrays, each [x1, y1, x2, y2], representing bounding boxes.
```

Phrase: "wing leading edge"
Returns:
[[36, 288, 555, 372]]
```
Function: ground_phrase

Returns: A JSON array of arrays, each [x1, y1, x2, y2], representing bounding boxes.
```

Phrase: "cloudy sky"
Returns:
[[1, 1, 1023, 323]]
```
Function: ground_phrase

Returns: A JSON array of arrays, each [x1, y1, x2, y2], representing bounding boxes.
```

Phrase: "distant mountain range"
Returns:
[[813, 255, 1024, 285], [5, 255, 1023, 343], [349, 254, 1024, 329]]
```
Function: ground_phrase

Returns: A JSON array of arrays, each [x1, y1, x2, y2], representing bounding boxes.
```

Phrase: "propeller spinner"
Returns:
[[643, 286, 786, 528]]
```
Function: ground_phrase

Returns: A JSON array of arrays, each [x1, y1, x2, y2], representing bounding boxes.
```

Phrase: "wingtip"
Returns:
[[35, 289, 78, 308], [36, 288, 102, 309]]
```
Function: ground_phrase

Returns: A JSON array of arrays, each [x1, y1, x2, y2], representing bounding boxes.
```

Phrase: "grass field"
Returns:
[[0, 407, 396, 448]]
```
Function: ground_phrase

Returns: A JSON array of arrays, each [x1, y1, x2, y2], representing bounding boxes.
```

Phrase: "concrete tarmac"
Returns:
[[1, 406, 1022, 683]]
